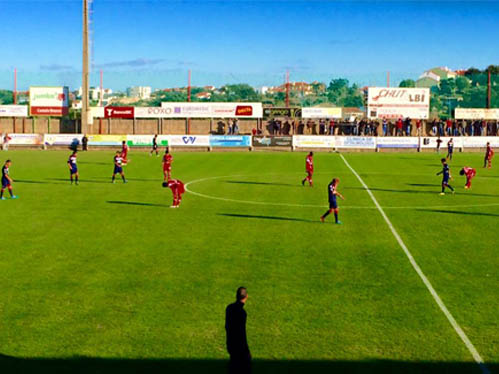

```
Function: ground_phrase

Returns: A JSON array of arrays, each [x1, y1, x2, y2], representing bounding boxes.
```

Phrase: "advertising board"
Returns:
[[168, 135, 210, 146], [377, 137, 419, 148], [368, 87, 429, 119], [6, 133, 43, 145], [88, 135, 127, 146], [293, 136, 335, 148], [29, 86, 69, 116], [44, 134, 83, 146], [263, 107, 302, 119], [302, 107, 342, 119], [335, 136, 376, 149], [0, 105, 28, 117], [462, 136, 499, 148], [454, 108, 499, 120], [210, 135, 252, 147], [160, 103, 263, 118], [420, 137, 463, 149], [126, 135, 169, 147], [252, 136, 293, 147], [104, 107, 135, 119]]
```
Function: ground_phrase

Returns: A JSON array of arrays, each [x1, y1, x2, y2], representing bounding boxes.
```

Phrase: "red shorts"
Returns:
[[163, 165, 171, 172]]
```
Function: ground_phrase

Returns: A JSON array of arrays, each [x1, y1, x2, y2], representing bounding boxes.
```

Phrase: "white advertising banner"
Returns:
[[159, 102, 263, 118], [454, 108, 499, 120], [335, 136, 376, 149], [462, 136, 499, 148], [7, 133, 43, 145], [126, 135, 169, 147], [44, 134, 83, 146], [368, 87, 430, 119], [293, 135, 335, 148], [0, 105, 28, 117], [420, 136, 464, 149], [377, 136, 419, 148], [168, 135, 210, 146], [302, 107, 342, 119], [90, 107, 105, 118], [29, 86, 69, 116]]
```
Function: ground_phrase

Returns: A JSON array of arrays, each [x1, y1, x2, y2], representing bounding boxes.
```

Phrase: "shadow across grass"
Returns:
[[218, 213, 320, 224], [417, 209, 499, 218], [407, 183, 440, 187], [14, 179, 61, 185], [46, 178, 111, 185], [226, 180, 300, 187], [107, 200, 167, 208], [0, 355, 495, 374], [345, 186, 498, 198]]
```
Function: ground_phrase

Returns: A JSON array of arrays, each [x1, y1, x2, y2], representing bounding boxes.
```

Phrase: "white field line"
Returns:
[[185, 175, 499, 211], [338, 153, 490, 374]]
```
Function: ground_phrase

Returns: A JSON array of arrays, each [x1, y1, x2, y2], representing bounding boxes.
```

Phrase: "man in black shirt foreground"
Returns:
[[225, 287, 251, 374]]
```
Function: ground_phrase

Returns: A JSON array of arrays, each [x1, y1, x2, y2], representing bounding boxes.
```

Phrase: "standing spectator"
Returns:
[[382, 119, 388, 136], [2, 133, 12, 151], [328, 119, 335, 135], [438, 119, 444, 136], [431, 120, 438, 136], [233, 119, 239, 135], [481, 120, 487, 136], [226, 287, 251, 374], [82, 134, 88, 151], [396, 118, 403, 136], [415, 119, 422, 136], [446, 119, 452, 136], [405, 117, 412, 136], [319, 119, 325, 135]]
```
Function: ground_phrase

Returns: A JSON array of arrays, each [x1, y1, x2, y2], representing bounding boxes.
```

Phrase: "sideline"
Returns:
[[338, 153, 489, 374]]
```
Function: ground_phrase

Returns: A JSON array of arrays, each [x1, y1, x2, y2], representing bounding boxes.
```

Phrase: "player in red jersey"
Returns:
[[301, 152, 314, 187], [162, 148, 173, 181], [459, 167, 476, 189], [484, 142, 494, 169], [162, 179, 185, 208], [121, 141, 129, 164]]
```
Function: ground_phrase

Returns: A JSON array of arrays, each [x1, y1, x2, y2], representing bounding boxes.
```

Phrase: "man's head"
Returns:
[[165, 147, 169, 154], [116, 151, 121, 155], [73, 151, 78, 155], [309, 152, 313, 157], [236, 287, 248, 303], [5, 159, 11, 166], [459, 168, 465, 176], [441, 158, 446, 164], [487, 142, 490, 146], [122, 140, 126, 145], [332, 177, 339, 186]]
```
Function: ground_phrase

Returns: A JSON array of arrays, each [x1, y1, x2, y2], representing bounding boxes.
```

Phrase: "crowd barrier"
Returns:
[[1, 134, 498, 150]]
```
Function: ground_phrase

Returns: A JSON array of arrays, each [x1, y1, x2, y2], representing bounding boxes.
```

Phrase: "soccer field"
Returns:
[[0, 150, 497, 374]]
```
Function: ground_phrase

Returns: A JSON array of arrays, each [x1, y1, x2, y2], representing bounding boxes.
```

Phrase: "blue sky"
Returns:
[[0, 0, 498, 91]]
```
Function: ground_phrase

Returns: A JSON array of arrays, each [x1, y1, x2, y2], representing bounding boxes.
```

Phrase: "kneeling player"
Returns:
[[162, 179, 185, 208], [460, 167, 476, 189], [1, 159, 17, 200], [436, 158, 454, 195], [302, 151, 314, 187], [320, 177, 345, 224], [112, 151, 127, 183], [67, 151, 79, 185]]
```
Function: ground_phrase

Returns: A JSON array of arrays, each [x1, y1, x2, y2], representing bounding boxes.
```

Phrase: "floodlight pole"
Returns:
[[387, 71, 390, 87], [285, 70, 290, 108], [82, 0, 90, 134], [487, 70, 491, 109]]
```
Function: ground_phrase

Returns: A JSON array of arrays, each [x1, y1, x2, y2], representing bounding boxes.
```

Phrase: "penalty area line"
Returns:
[[338, 153, 489, 374]]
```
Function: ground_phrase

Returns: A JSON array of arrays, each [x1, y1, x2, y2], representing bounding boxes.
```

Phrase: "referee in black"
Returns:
[[225, 287, 251, 374]]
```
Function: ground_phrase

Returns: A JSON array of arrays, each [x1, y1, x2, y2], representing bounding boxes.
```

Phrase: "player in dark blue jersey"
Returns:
[[112, 151, 127, 183], [1, 159, 18, 200], [67, 151, 79, 185], [436, 158, 454, 195], [320, 177, 345, 224]]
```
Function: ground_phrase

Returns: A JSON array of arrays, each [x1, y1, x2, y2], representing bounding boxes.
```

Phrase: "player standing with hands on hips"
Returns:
[[484, 142, 494, 169], [301, 152, 314, 187], [321, 177, 345, 224], [67, 151, 79, 185]]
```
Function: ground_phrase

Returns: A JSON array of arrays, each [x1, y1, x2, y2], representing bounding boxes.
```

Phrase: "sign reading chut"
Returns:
[[104, 106, 135, 119], [29, 86, 69, 116], [367, 87, 430, 119]]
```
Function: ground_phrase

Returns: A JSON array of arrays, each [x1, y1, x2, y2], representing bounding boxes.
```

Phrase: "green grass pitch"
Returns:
[[0, 150, 497, 374]]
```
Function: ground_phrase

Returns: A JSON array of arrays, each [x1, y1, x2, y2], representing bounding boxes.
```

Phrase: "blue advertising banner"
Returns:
[[210, 135, 251, 147]]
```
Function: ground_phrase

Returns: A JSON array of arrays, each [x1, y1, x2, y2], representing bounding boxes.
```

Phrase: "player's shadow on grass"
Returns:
[[407, 183, 440, 187], [107, 201, 167, 208], [0, 355, 496, 374], [15, 179, 62, 185], [78, 161, 109, 165], [219, 213, 319, 223], [226, 180, 300, 187], [417, 209, 499, 218], [46, 178, 111, 184], [346, 186, 498, 198]]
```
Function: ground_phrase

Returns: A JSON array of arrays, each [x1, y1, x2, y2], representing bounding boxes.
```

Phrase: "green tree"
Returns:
[[0, 90, 14, 104], [399, 79, 416, 88]]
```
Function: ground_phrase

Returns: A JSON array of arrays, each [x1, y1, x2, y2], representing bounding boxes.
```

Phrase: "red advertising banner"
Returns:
[[104, 106, 135, 119], [235, 105, 253, 116], [30, 106, 69, 116]]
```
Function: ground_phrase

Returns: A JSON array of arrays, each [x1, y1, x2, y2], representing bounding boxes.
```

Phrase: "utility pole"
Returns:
[[285, 70, 290, 108], [487, 70, 491, 109], [387, 71, 390, 87], [13, 68, 17, 104], [82, 0, 90, 133], [99, 69, 103, 107]]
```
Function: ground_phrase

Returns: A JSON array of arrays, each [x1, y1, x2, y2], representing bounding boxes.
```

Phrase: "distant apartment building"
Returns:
[[126, 86, 151, 99], [264, 81, 325, 96], [416, 67, 459, 88], [75, 87, 113, 101]]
